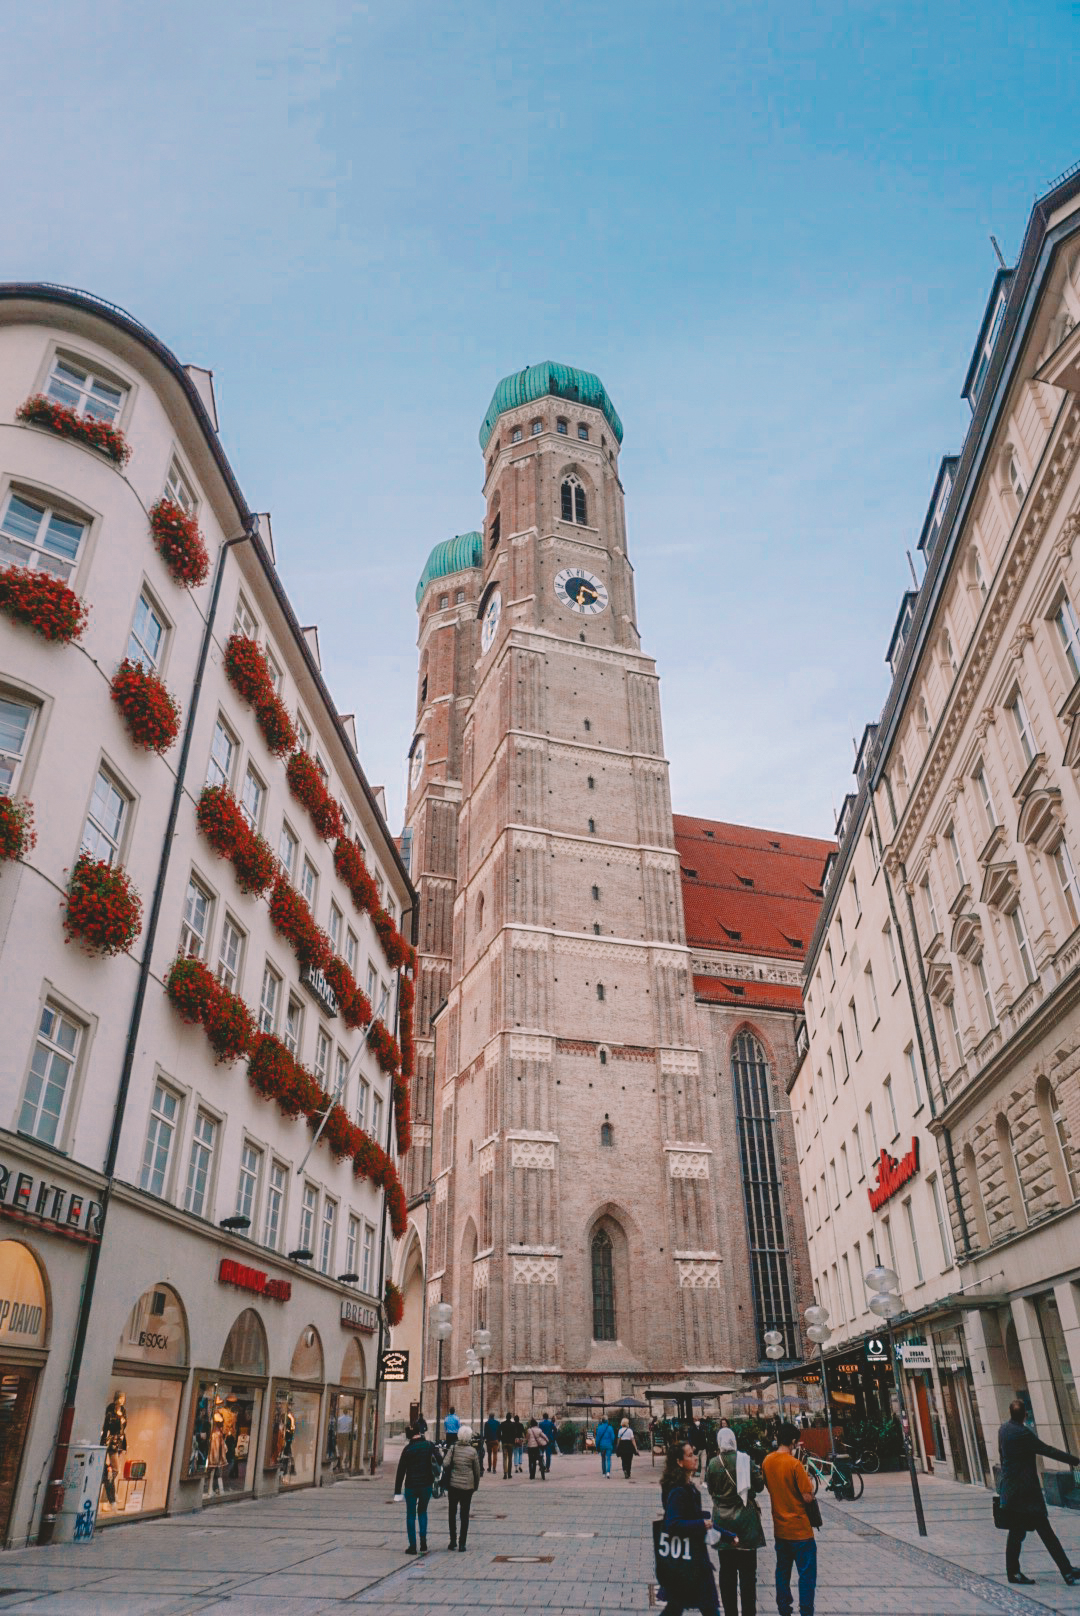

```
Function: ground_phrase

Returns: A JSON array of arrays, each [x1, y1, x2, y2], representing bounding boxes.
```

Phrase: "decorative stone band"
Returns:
[[511, 1139, 555, 1170], [427, 1278, 444, 1309], [477, 1142, 496, 1176], [510, 1033, 555, 1059], [513, 1255, 559, 1285], [677, 1259, 722, 1289], [435, 1174, 449, 1204], [473, 1256, 490, 1290], [667, 1149, 711, 1180], [660, 1049, 700, 1076]]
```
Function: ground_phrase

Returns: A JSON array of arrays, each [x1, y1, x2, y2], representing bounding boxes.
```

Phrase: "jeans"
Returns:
[[545, 1443, 554, 1473], [528, 1448, 547, 1478], [502, 1443, 514, 1477], [600, 1449, 612, 1475], [403, 1485, 431, 1549], [717, 1549, 757, 1616], [448, 1487, 473, 1547], [514, 1441, 524, 1470], [1006, 1517, 1073, 1579], [774, 1537, 816, 1615], [486, 1440, 499, 1473]]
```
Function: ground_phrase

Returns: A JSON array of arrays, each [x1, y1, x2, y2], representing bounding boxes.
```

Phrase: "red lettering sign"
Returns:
[[868, 1138, 920, 1211], [218, 1257, 291, 1302]]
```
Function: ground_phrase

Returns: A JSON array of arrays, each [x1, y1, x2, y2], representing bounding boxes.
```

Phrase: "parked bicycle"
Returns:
[[850, 1449, 880, 1474], [793, 1443, 865, 1501]]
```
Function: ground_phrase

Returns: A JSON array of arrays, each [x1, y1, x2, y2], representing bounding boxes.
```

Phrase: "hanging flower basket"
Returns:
[[367, 1018, 401, 1078], [165, 955, 219, 1024], [269, 875, 331, 972], [286, 750, 344, 841], [17, 394, 131, 467], [392, 1075, 412, 1154], [248, 1034, 322, 1122], [204, 989, 255, 1064], [0, 564, 88, 644], [224, 635, 298, 758], [323, 1104, 363, 1161], [195, 786, 276, 896], [64, 853, 142, 955], [324, 955, 372, 1031], [384, 1280, 405, 1328], [149, 499, 209, 587], [333, 835, 379, 916], [373, 907, 412, 970], [385, 1182, 407, 1240], [110, 659, 181, 753], [0, 796, 36, 863]]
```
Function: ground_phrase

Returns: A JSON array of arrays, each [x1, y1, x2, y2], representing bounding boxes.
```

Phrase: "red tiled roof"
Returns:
[[674, 814, 834, 964], [692, 974, 805, 1012]]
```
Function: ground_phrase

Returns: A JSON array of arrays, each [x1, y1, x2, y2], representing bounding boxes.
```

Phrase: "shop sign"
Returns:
[[937, 1342, 965, 1371], [301, 963, 339, 1019], [868, 1137, 920, 1211], [898, 1342, 933, 1370], [835, 1363, 860, 1375], [865, 1336, 889, 1365], [379, 1348, 409, 1382], [0, 1160, 102, 1244], [800, 1371, 820, 1385], [340, 1298, 377, 1333], [218, 1258, 291, 1302]]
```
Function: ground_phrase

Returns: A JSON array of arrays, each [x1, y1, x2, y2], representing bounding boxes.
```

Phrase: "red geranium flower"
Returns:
[[0, 796, 36, 863], [324, 955, 373, 1031], [384, 1279, 404, 1327], [286, 750, 344, 842], [165, 955, 219, 1023], [110, 659, 181, 753], [196, 786, 276, 896], [0, 565, 88, 644], [64, 853, 142, 955], [149, 499, 209, 587], [224, 636, 298, 759], [333, 835, 380, 916], [17, 394, 131, 467], [269, 874, 331, 972]]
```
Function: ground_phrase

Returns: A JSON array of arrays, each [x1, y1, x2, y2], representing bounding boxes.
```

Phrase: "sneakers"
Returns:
[[1008, 1573, 1034, 1584], [420, 1539, 427, 1553], [1063, 1569, 1080, 1586], [448, 1540, 457, 1551], [405, 1545, 417, 1556]]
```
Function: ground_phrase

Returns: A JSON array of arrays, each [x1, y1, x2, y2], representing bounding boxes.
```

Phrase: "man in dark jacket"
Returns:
[[998, 1401, 1080, 1585], [484, 1411, 501, 1473], [500, 1413, 517, 1478], [539, 1412, 558, 1475], [393, 1425, 439, 1555]]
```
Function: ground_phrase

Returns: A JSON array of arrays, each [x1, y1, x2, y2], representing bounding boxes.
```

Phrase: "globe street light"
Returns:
[[432, 1301, 453, 1443], [465, 1347, 479, 1429], [474, 1328, 491, 1432], [764, 1330, 785, 1414], [863, 1264, 926, 1537], [803, 1304, 836, 1457]]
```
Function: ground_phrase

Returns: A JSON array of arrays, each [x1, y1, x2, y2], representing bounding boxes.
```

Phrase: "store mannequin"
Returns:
[[205, 1408, 227, 1497], [281, 1406, 296, 1477], [100, 1392, 127, 1508]]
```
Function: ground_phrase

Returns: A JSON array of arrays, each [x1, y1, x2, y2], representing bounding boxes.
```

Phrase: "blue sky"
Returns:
[[4, 1, 1076, 834]]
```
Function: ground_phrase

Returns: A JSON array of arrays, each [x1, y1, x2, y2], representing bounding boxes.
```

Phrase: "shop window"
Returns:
[[327, 1338, 370, 1474], [103, 1283, 188, 1520], [273, 1327, 325, 1487], [0, 1243, 47, 1542], [187, 1309, 268, 1500]]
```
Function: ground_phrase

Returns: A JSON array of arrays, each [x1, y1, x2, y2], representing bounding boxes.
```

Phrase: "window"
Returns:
[[357, 1078, 370, 1131], [283, 996, 303, 1056], [180, 875, 212, 959], [361, 1222, 374, 1292], [164, 459, 196, 514], [259, 964, 281, 1034], [345, 1215, 359, 1275], [240, 766, 264, 831], [865, 1101, 878, 1156], [841, 1253, 854, 1320], [82, 766, 128, 865], [591, 885, 600, 901], [455, 588, 465, 603], [314, 1029, 330, 1084], [903, 1197, 924, 1284], [836, 913, 846, 955], [865, 963, 879, 1023], [830, 1159, 840, 1209], [329, 903, 343, 955], [20, 1002, 81, 1145], [319, 1197, 336, 1274], [976, 958, 996, 1026], [1050, 1086, 1080, 1200], [882, 1214, 898, 1278], [296, 714, 311, 753], [587, 775, 595, 790], [1056, 596, 1080, 682], [851, 874, 861, 921], [301, 859, 317, 907], [264, 1160, 287, 1250], [335, 1048, 348, 1096], [511, 427, 522, 443], [140, 1081, 179, 1197], [945, 825, 965, 890], [849, 998, 862, 1055], [825, 943, 835, 988], [1006, 451, 1026, 504], [946, 997, 964, 1063], [366, 963, 377, 1002], [974, 763, 998, 831], [488, 512, 500, 549], [127, 590, 166, 670], [943, 629, 958, 675], [973, 549, 988, 600], [0, 491, 87, 583], [233, 595, 258, 640], [371, 1091, 384, 1143], [278, 822, 298, 879], [1053, 840, 1080, 928], [46, 353, 125, 422], [184, 1111, 217, 1218], [929, 1175, 954, 1268], [853, 1124, 866, 1181], [600, 1121, 614, 1146], [560, 478, 587, 525], [556, 418, 568, 435], [840, 1141, 851, 1195], [299, 1184, 317, 1252], [345, 929, 358, 972], [906, 1044, 923, 1109], [596, 983, 605, 1002], [1009, 692, 1036, 768], [732, 1032, 796, 1357], [207, 719, 236, 790], [439, 594, 448, 610], [969, 289, 1007, 405], [825, 1051, 836, 1100], [591, 1229, 616, 1339], [577, 423, 589, 441], [0, 695, 36, 794], [837, 1027, 850, 1081], [1011, 904, 1036, 984], [588, 818, 596, 834], [236, 1141, 262, 1225], [530, 419, 542, 436], [921, 875, 939, 937], [217, 915, 244, 993], [868, 822, 880, 869]]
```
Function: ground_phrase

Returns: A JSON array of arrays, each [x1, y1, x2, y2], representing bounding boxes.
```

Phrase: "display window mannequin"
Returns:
[[100, 1392, 127, 1509]]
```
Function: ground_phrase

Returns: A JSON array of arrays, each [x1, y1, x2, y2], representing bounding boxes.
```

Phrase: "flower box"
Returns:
[[269, 874, 331, 972], [17, 394, 131, 467], [64, 853, 142, 955], [165, 955, 219, 1023], [0, 796, 35, 863], [286, 750, 343, 841], [110, 658, 181, 753], [149, 499, 209, 588], [366, 1018, 401, 1078], [224, 636, 297, 759], [195, 786, 276, 896], [0, 564, 88, 644], [384, 1280, 404, 1328], [333, 835, 379, 916], [324, 955, 372, 1031], [164, 954, 253, 1063]]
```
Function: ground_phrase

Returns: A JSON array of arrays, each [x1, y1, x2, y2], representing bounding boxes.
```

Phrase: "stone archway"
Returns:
[[385, 1223, 425, 1429]]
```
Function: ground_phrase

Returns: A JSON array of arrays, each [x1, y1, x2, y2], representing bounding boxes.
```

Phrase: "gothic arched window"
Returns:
[[600, 1120, 613, 1146], [591, 1229, 615, 1339], [561, 477, 587, 525], [732, 1031, 796, 1359]]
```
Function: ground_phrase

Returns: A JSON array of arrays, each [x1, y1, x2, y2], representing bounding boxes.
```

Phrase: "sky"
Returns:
[[3, 1, 1076, 836]]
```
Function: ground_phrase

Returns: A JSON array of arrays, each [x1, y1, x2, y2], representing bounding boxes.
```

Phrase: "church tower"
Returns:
[[413, 366, 736, 1412]]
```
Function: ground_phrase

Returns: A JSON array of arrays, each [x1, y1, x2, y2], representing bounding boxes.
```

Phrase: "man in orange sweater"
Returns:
[[762, 1423, 817, 1616]]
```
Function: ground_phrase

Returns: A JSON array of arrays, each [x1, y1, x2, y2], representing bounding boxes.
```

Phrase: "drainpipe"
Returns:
[[38, 522, 255, 1542], [368, 969, 403, 1474]]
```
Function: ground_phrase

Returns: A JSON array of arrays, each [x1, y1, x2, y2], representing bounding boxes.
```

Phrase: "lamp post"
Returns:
[[432, 1301, 452, 1443], [764, 1330, 785, 1415], [474, 1328, 491, 1432], [465, 1348, 479, 1429], [864, 1264, 927, 1537], [804, 1304, 836, 1457]]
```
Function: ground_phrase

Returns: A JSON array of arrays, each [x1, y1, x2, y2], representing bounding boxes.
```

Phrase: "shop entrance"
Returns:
[[325, 1337, 371, 1477], [101, 1282, 188, 1520], [0, 1242, 48, 1544], [187, 1308, 268, 1501], [270, 1326, 324, 1489]]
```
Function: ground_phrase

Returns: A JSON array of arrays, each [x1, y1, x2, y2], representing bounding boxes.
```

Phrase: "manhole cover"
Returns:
[[493, 1555, 554, 1564]]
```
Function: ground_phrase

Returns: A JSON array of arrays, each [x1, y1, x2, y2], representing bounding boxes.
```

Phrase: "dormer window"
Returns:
[[561, 477, 587, 525], [967, 284, 1008, 409], [556, 418, 568, 435], [511, 427, 522, 443], [531, 419, 542, 436], [577, 423, 589, 441]]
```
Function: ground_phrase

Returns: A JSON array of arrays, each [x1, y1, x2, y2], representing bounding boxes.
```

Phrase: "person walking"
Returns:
[[444, 1407, 460, 1447], [525, 1418, 549, 1479], [539, 1411, 558, 1475], [484, 1411, 501, 1474], [393, 1424, 439, 1556], [595, 1415, 616, 1477], [761, 1422, 817, 1616], [513, 1414, 526, 1474], [657, 1440, 719, 1614], [707, 1428, 764, 1616], [997, 1400, 1080, 1586], [500, 1413, 517, 1478], [616, 1417, 640, 1480], [443, 1422, 481, 1552]]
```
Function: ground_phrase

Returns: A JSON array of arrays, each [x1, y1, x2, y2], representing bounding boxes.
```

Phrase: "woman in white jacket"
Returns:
[[442, 1424, 482, 1552]]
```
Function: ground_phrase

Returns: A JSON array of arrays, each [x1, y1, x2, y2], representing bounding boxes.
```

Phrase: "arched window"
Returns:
[[600, 1121, 613, 1146], [996, 1113, 1029, 1229], [962, 1142, 990, 1247], [489, 511, 501, 549], [560, 477, 587, 525], [731, 1031, 795, 1358], [596, 983, 605, 1001], [1037, 1077, 1080, 1204], [591, 1229, 615, 1339]]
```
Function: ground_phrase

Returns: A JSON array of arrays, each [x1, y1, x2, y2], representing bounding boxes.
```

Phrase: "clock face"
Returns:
[[554, 567, 608, 616], [481, 589, 502, 653], [410, 738, 425, 790]]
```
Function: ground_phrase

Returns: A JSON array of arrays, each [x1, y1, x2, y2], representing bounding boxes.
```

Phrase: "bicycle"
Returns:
[[850, 1449, 880, 1474], [793, 1444, 865, 1501]]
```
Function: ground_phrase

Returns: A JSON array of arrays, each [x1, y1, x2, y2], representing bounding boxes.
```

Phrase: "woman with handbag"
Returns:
[[655, 1440, 720, 1614], [616, 1417, 640, 1481], [442, 1423, 481, 1551], [706, 1429, 765, 1615]]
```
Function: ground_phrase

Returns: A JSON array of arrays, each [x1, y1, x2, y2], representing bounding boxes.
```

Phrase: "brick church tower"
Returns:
[[407, 365, 745, 1412]]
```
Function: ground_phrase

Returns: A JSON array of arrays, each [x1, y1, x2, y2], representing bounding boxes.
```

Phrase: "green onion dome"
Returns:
[[415, 531, 483, 607], [479, 362, 623, 451]]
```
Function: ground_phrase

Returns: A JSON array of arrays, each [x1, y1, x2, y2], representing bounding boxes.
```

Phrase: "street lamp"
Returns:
[[474, 1328, 491, 1432], [764, 1330, 785, 1414], [864, 1264, 927, 1537], [804, 1304, 836, 1457], [432, 1301, 453, 1443], [465, 1348, 479, 1429]]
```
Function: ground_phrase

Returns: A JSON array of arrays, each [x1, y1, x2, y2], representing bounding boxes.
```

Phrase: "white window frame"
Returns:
[[46, 351, 127, 422], [259, 963, 282, 1034], [20, 999, 84, 1147], [345, 928, 358, 973], [301, 859, 318, 908], [974, 763, 998, 832], [345, 1215, 360, 1275], [81, 765, 129, 866], [164, 457, 196, 514], [929, 1174, 955, 1269], [207, 717, 237, 791], [1009, 691, 1036, 768], [236, 1139, 262, 1226], [357, 1077, 370, 1132], [361, 1223, 374, 1292], [240, 765, 265, 832], [849, 998, 862, 1055], [180, 874, 213, 960], [184, 1109, 218, 1219], [217, 914, 245, 994], [371, 1090, 384, 1144], [921, 874, 939, 937], [329, 903, 343, 955], [1053, 840, 1080, 929], [0, 488, 88, 582], [128, 588, 168, 672], [865, 962, 879, 1024], [903, 1196, 924, 1285], [284, 995, 303, 1057], [299, 1183, 318, 1252], [883, 1075, 899, 1138], [1011, 904, 1036, 985], [884, 921, 901, 989], [233, 594, 259, 641], [0, 692, 38, 795], [314, 1029, 331, 1084], [906, 1043, 923, 1109], [279, 821, 298, 879], [140, 1079, 181, 1199], [264, 1159, 287, 1251], [945, 825, 965, 890], [319, 1196, 337, 1275]]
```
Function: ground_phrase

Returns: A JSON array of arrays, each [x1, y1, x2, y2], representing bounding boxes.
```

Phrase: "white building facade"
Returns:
[[0, 284, 414, 1544]]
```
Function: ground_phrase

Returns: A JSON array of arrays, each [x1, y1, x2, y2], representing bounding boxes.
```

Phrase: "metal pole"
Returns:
[[435, 1337, 444, 1444], [480, 1361, 485, 1434], [774, 1360, 782, 1414], [818, 1345, 837, 1458], [886, 1317, 927, 1537]]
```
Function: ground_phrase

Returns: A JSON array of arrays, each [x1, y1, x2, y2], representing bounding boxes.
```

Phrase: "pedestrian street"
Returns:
[[0, 1453, 1078, 1613]]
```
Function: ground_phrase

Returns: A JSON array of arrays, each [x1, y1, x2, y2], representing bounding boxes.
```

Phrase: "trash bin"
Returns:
[[53, 1445, 106, 1542]]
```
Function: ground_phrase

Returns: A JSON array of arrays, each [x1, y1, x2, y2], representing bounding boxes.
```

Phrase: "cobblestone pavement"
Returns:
[[0, 1452, 1078, 1613]]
